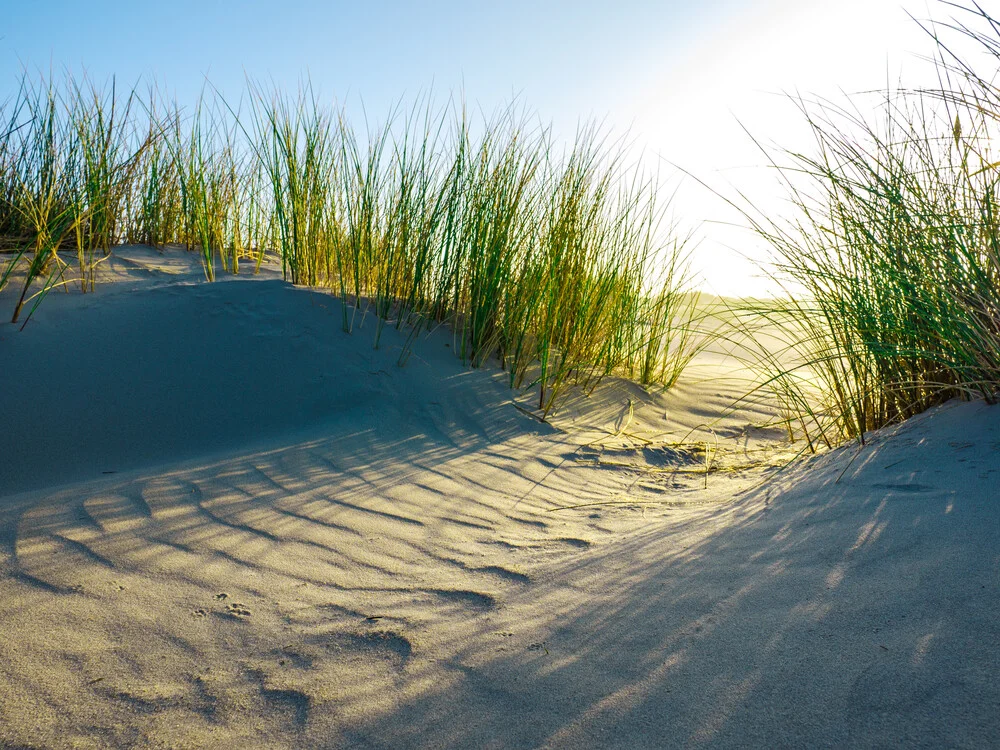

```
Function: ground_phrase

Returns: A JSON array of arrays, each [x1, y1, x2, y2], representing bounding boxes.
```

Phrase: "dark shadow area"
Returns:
[[0, 276, 549, 496]]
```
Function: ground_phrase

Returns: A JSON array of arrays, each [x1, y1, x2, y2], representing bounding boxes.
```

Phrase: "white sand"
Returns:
[[0, 247, 996, 748]]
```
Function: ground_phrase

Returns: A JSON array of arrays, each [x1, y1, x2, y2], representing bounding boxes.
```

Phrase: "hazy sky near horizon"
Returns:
[[0, 0, 970, 294]]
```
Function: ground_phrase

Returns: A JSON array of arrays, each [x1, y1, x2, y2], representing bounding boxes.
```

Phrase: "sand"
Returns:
[[0, 247, 997, 749]]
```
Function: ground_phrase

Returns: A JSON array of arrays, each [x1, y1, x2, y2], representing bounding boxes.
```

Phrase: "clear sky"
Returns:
[[0, 0, 961, 295]]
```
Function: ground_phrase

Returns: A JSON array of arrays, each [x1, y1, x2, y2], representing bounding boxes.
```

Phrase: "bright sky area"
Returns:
[[1, 0, 966, 295]]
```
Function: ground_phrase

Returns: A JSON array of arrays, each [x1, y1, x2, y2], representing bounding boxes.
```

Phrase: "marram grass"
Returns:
[[728, 2, 1000, 445], [6, 2, 998, 438], [0, 75, 703, 412]]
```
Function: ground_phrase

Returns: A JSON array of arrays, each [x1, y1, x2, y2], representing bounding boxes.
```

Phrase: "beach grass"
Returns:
[[734, 44, 1000, 444], [0, 76, 702, 411], [5, 3, 999, 435]]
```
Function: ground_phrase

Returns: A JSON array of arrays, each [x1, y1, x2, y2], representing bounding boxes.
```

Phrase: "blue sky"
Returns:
[[1, 0, 952, 294], [2, 0, 735, 125]]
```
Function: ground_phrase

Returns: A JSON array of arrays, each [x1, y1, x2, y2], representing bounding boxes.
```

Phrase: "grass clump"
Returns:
[[733, 2, 1000, 445], [0, 75, 703, 411], [0, 74, 152, 324]]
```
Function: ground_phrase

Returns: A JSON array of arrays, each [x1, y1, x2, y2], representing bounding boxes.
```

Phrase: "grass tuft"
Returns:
[[0, 75, 702, 410]]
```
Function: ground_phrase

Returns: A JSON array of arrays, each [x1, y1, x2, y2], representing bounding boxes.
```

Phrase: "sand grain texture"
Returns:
[[0, 247, 997, 749]]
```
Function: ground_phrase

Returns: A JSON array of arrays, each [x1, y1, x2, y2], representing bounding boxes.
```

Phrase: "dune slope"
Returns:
[[0, 247, 996, 749]]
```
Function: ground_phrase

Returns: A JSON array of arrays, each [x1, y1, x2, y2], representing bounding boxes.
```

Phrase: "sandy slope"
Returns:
[[0, 247, 996, 749]]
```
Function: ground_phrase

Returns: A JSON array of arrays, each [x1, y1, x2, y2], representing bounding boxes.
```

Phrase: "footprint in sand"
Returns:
[[428, 588, 498, 611], [223, 602, 252, 619], [277, 644, 315, 669]]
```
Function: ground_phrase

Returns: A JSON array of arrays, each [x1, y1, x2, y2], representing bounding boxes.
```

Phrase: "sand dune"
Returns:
[[0, 247, 996, 748]]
